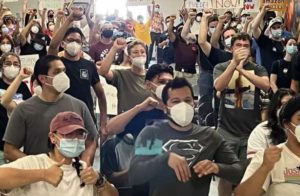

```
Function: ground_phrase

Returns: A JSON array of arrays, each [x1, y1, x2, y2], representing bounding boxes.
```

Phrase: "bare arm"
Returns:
[[40, 8, 47, 33], [181, 12, 195, 42], [252, 5, 270, 39], [214, 60, 237, 91], [290, 80, 299, 93], [1, 68, 32, 113], [167, 15, 176, 42], [237, 68, 270, 91], [211, 15, 226, 48], [99, 38, 126, 81], [198, 11, 212, 57], [19, 19, 34, 46], [270, 74, 278, 93], [3, 143, 26, 162], [93, 82, 107, 133]]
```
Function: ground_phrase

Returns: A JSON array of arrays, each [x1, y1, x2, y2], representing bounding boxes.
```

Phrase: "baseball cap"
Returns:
[[50, 112, 87, 135], [145, 64, 174, 81], [268, 16, 283, 29]]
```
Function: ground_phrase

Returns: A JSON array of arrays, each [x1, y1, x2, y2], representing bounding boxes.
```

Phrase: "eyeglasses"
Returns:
[[3, 61, 20, 67]]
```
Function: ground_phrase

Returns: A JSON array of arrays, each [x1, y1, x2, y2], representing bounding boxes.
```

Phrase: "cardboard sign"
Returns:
[[244, 0, 259, 12], [261, 0, 288, 12], [20, 55, 39, 69], [127, 0, 152, 6], [186, 0, 243, 10]]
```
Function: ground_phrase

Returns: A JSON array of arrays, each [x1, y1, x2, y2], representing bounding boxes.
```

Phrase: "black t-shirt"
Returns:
[[0, 78, 31, 150], [256, 34, 285, 74], [271, 59, 292, 88], [20, 42, 47, 57], [61, 57, 100, 122], [118, 109, 167, 139], [291, 53, 300, 81]]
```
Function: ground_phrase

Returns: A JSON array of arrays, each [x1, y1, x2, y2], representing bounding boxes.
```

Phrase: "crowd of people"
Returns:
[[0, 0, 299, 195]]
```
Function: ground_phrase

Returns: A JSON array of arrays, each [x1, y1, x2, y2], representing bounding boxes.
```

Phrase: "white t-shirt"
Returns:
[[247, 121, 272, 159], [242, 144, 300, 196], [0, 154, 94, 196]]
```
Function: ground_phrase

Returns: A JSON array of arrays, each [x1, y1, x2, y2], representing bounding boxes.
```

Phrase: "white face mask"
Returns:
[[209, 27, 216, 35], [241, 17, 246, 24], [33, 85, 42, 96], [224, 36, 232, 48], [3, 65, 20, 80], [169, 102, 194, 127], [65, 41, 81, 57], [33, 43, 44, 51], [289, 123, 300, 143], [46, 72, 70, 93], [131, 56, 146, 69], [154, 84, 165, 100], [2, 27, 9, 35], [0, 44, 11, 53], [31, 26, 39, 34]]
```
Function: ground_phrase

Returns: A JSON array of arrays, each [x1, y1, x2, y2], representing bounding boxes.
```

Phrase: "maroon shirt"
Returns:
[[89, 41, 117, 62], [173, 37, 198, 73]]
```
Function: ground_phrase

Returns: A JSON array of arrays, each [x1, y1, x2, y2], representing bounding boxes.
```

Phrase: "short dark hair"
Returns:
[[231, 32, 252, 47], [279, 95, 300, 127], [0, 52, 20, 70], [63, 27, 85, 41], [208, 14, 218, 25], [33, 55, 62, 86], [162, 77, 194, 105], [222, 27, 237, 40], [145, 64, 174, 81]]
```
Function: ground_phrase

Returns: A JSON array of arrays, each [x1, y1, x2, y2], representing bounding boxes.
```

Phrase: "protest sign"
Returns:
[[244, 0, 259, 12], [186, 0, 211, 9], [20, 55, 39, 70], [186, 0, 243, 10], [96, 84, 118, 115], [38, 0, 64, 10], [127, 0, 152, 6], [261, 0, 288, 12]]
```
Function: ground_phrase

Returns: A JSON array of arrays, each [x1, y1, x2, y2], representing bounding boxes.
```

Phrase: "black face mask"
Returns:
[[102, 29, 113, 38]]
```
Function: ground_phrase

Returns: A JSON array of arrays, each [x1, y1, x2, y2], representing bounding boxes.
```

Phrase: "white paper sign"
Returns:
[[20, 54, 39, 69], [96, 84, 118, 115]]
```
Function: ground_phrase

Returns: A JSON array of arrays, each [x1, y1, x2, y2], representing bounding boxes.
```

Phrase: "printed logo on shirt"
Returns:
[[283, 68, 288, 74], [163, 139, 204, 166], [100, 49, 119, 61], [284, 167, 300, 185], [80, 69, 89, 80], [135, 139, 163, 156], [225, 70, 255, 110], [0, 89, 23, 100]]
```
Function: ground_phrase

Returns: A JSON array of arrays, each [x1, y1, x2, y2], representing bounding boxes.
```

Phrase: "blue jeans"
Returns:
[[198, 71, 214, 103]]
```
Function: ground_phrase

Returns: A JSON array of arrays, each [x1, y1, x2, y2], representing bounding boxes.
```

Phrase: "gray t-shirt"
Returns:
[[3, 94, 98, 155], [111, 69, 152, 113], [129, 121, 242, 196], [213, 60, 268, 137]]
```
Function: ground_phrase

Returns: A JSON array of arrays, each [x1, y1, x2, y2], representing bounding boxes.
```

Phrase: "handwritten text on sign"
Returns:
[[20, 55, 39, 69], [261, 0, 288, 11], [186, 0, 243, 9], [38, 0, 64, 10]]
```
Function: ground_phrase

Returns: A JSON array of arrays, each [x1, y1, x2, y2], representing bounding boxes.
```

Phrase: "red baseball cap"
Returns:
[[50, 112, 87, 135]]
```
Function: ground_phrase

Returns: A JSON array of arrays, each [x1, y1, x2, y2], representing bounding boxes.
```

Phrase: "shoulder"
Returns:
[[215, 60, 231, 69]]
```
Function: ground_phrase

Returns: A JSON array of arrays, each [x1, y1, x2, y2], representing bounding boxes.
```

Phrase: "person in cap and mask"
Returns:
[[235, 95, 300, 196], [48, 7, 107, 133], [0, 111, 104, 196], [129, 77, 243, 196], [252, 5, 286, 74], [0, 53, 31, 165], [3, 55, 98, 167]]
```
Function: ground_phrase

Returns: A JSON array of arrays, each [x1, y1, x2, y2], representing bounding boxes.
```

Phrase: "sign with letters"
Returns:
[[260, 0, 288, 12], [186, 0, 243, 10], [127, 0, 152, 6], [244, 0, 259, 12]]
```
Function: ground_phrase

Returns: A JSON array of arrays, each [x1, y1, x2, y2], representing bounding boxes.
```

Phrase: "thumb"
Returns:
[[55, 158, 65, 167]]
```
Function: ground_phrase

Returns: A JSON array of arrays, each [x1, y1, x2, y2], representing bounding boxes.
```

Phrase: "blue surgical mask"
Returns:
[[57, 138, 85, 158], [286, 45, 298, 55], [271, 29, 283, 38]]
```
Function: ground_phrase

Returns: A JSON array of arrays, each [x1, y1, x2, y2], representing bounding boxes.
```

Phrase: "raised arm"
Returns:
[[211, 15, 227, 48], [1, 68, 32, 113], [98, 38, 126, 81], [40, 8, 47, 33], [181, 11, 195, 42], [48, 7, 84, 56], [19, 19, 35, 46], [241, 16, 253, 33], [252, 5, 270, 39], [198, 10, 213, 57], [167, 15, 176, 42]]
